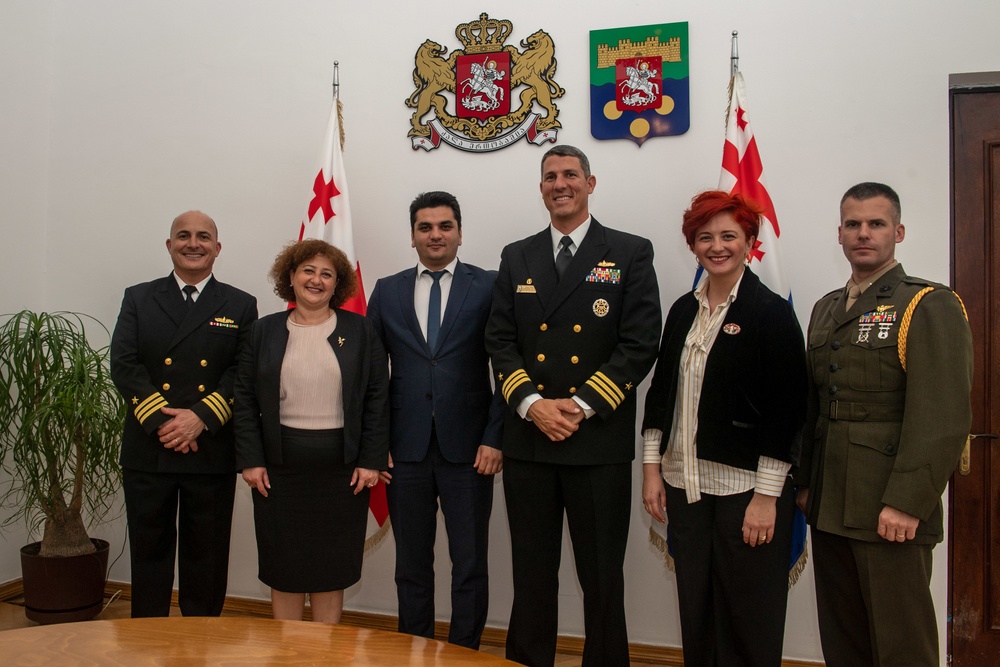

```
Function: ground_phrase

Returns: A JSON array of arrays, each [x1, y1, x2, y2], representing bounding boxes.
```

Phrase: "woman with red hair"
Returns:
[[641, 191, 807, 666]]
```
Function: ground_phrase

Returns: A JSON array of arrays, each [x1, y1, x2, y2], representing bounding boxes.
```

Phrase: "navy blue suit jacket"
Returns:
[[368, 260, 504, 463]]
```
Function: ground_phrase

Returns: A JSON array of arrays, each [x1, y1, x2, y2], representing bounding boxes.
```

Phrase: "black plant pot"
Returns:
[[19, 538, 110, 624]]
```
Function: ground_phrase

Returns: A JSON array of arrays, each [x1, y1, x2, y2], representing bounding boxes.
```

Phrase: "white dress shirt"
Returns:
[[414, 257, 458, 343], [172, 272, 212, 302]]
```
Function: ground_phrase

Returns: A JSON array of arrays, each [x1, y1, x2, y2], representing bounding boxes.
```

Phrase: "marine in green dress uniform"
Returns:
[[795, 183, 973, 666]]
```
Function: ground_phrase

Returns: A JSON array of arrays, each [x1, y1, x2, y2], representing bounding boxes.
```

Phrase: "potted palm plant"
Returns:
[[0, 310, 125, 623]]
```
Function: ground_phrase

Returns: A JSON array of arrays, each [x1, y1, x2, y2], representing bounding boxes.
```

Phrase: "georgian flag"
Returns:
[[717, 71, 791, 302], [299, 99, 368, 314]]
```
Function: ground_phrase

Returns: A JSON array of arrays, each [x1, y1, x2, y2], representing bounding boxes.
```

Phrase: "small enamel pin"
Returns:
[[722, 323, 741, 335]]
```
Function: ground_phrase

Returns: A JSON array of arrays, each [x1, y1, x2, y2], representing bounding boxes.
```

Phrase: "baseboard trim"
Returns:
[[2, 578, 822, 666]]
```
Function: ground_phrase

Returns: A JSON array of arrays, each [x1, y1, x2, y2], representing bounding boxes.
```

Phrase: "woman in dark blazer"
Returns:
[[641, 191, 807, 666], [235, 239, 388, 623]]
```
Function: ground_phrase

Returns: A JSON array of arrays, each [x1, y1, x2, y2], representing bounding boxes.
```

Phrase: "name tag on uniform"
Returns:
[[516, 284, 537, 294]]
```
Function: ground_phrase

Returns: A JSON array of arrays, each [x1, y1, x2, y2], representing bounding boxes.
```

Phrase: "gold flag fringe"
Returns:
[[336, 98, 346, 152], [787, 540, 808, 589], [648, 525, 675, 573], [724, 75, 735, 129], [364, 518, 391, 554], [649, 523, 809, 589]]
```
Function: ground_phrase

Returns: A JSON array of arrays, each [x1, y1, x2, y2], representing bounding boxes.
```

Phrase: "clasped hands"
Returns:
[[157, 407, 205, 454], [528, 398, 584, 442]]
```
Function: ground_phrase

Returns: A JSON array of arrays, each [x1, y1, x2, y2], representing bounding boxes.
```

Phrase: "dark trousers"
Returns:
[[386, 431, 493, 649], [123, 468, 236, 617], [665, 480, 795, 667], [810, 528, 937, 667], [502, 457, 631, 667]]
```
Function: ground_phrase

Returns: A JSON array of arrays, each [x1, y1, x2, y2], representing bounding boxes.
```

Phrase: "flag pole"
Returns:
[[730, 31, 739, 77], [332, 60, 340, 100]]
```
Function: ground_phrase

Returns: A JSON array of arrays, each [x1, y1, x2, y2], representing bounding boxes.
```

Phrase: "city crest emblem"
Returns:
[[406, 13, 564, 152], [590, 22, 690, 146]]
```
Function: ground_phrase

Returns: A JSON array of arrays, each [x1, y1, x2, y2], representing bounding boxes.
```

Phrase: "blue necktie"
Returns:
[[425, 269, 446, 350]]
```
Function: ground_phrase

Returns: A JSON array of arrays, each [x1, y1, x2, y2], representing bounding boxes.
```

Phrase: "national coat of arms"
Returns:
[[406, 13, 564, 152], [590, 22, 690, 146]]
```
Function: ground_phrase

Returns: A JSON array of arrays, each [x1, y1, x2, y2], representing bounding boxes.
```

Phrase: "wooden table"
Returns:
[[0, 616, 520, 665]]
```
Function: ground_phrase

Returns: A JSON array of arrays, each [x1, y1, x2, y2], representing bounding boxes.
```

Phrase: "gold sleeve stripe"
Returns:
[[501, 369, 531, 402], [585, 378, 619, 409], [593, 372, 625, 401], [135, 393, 168, 424], [587, 373, 624, 410], [202, 392, 232, 424]]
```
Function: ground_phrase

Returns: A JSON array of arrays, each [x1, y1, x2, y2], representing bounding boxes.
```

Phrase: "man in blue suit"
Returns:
[[367, 191, 504, 649]]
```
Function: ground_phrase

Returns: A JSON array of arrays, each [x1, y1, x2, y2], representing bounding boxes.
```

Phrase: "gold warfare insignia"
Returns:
[[209, 316, 239, 330], [598, 260, 616, 267], [406, 13, 564, 152], [593, 299, 610, 317]]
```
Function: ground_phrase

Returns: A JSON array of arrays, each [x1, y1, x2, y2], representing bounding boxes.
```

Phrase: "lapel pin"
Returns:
[[723, 323, 741, 335]]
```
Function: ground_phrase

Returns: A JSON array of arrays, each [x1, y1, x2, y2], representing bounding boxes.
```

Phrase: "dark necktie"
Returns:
[[425, 269, 446, 350], [555, 235, 574, 279], [182, 284, 198, 308]]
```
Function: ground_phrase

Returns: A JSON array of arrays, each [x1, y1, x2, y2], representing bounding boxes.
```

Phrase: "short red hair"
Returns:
[[681, 190, 763, 246]]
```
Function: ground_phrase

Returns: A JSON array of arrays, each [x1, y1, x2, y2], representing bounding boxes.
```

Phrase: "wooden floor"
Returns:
[[0, 598, 663, 667]]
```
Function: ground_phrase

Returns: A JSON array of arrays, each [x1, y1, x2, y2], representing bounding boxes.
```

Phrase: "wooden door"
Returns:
[[950, 71, 1000, 665]]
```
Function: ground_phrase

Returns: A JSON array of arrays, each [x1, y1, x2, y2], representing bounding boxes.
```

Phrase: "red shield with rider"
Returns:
[[615, 56, 662, 112], [456, 52, 512, 120]]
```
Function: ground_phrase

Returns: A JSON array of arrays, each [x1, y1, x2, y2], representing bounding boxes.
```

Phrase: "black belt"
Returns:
[[825, 401, 904, 422]]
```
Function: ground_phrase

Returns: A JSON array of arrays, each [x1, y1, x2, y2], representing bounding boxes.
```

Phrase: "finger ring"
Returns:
[[758, 535, 766, 542], [368, 482, 375, 487]]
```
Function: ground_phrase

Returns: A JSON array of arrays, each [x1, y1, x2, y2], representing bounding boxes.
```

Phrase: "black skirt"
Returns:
[[252, 426, 369, 592]]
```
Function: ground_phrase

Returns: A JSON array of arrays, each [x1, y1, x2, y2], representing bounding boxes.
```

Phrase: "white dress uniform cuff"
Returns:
[[572, 396, 595, 419], [517, 393, 542, 420]]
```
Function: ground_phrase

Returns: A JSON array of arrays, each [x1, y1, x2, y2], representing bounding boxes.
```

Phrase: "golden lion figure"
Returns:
[[405, 30, 564, 140]]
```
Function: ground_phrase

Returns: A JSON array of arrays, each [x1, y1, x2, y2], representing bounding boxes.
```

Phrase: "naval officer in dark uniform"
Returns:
[[111, 210, 257, 617], [795, 183, 972, 666], [486, 145, 661, 667]]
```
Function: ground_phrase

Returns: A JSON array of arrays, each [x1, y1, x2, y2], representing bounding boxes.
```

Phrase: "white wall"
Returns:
[[2, 0, 998, 662], [0, 0, 54, 582]]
